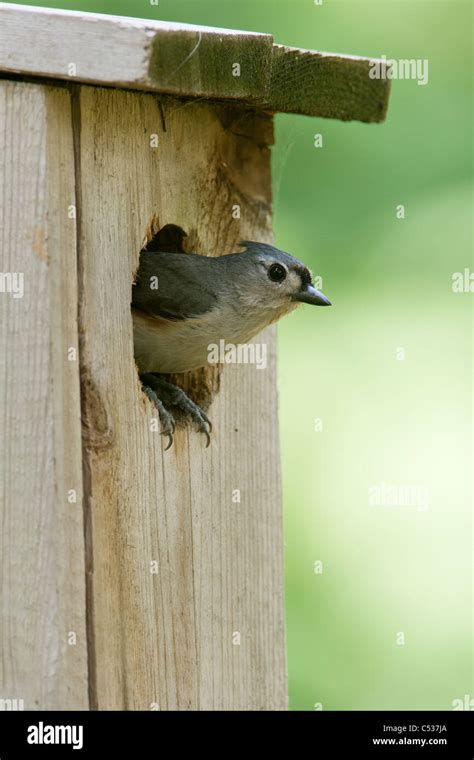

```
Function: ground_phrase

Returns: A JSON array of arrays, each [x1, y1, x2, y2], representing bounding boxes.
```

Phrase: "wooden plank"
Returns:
[[0, 81, 88, 709], [268, 45, 392, 122], [0, 4, 391, 123], [0, 3, 272, 103], [76, 86, 287, 709]]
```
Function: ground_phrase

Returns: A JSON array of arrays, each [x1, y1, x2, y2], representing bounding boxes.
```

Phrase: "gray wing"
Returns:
[[132, 251, 219, 321]]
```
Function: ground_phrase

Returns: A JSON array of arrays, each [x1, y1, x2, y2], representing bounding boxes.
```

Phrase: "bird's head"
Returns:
[[231, 242, 331, 316]]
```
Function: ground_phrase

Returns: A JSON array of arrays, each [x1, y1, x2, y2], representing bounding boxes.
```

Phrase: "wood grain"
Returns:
[[0, 81, 88, 709], [75, 88, 287, 709], [268, 44, 392, 122], [0, 4, 391, 123], [0, 4, 272, 104]]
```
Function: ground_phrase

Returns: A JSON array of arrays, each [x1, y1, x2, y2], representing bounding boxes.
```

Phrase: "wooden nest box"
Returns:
[[0, 3, 390, 710]]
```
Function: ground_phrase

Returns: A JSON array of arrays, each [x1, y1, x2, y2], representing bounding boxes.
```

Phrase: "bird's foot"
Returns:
[[141, 382, 176, 450], [140, 374, 212, 448]]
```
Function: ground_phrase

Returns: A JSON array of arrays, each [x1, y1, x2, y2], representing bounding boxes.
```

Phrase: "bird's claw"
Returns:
[[161, 407, 176, 450], [141, 375, 213, 448], [177, 396, 212, 446], [142, 382, 176, 451], [197, 413, 212, 447], [163, 432, 173, 451]]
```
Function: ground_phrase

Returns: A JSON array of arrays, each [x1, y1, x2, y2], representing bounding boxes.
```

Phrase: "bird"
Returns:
[[132, 225, 331, 449]]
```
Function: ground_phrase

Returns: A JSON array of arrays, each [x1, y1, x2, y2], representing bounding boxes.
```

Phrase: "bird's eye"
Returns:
[[268, 263, 287, 283]]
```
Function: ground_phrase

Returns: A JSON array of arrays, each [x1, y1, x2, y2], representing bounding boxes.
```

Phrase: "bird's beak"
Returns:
[[294, 283, 332, 306]]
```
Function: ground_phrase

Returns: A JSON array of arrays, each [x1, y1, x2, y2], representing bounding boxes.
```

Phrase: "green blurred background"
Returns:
[[13, 0, 472, 710]]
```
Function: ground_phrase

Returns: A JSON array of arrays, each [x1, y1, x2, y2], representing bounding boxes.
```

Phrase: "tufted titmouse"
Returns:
[[132, 225, 331, 448]]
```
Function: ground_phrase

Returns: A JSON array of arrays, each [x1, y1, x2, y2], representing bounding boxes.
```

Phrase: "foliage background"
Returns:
[[13, 0, 473, 709]]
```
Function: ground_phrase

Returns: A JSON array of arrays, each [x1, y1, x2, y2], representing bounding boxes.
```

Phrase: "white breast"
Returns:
[[132, 300, 297, 374]]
